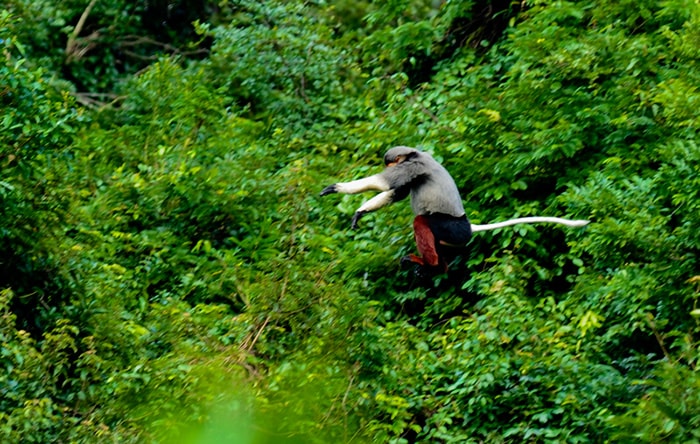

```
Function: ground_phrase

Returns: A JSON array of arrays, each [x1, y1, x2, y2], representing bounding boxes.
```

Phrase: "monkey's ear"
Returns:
[[320, 184, 338, 196]]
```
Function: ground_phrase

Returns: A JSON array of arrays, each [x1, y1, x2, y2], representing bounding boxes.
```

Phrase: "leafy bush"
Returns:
[[2, 0, 700, 442]]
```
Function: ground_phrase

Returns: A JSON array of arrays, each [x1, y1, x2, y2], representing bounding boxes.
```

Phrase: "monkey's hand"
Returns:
[[320, 184, 338, 196], [351, 211, 366, 230]]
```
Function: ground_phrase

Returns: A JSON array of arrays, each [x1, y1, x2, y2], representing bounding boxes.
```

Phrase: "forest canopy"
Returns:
[[2, 0, 700, 442]]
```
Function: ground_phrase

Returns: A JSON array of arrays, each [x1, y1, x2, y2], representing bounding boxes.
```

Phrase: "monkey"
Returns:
[[320, 146, 589, 273]]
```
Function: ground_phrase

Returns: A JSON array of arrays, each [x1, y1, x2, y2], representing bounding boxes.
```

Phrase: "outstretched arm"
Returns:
[[320, 151, 424, 228], [349, 190, 396, 229], [320, 174, 390, 196], [321, 173, 403, 229]]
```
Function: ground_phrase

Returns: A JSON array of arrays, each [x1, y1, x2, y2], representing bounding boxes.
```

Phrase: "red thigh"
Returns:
[[413, 215, 440, 267]]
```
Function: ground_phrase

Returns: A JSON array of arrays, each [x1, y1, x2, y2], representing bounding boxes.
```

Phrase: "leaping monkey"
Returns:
[[320, 146, 588, 273]]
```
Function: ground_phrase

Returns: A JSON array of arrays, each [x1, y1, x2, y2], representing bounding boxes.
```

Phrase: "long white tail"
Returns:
[[470, 217, 589, 233]]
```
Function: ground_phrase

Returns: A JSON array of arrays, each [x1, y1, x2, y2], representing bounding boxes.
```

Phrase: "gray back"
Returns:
[[382, 147, 465, 217]]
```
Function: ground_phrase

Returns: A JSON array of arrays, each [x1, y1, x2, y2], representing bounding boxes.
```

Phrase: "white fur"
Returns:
[[357, 191, 395, 213], [335, 175, 390, 194], [470, 217, 590, 232]]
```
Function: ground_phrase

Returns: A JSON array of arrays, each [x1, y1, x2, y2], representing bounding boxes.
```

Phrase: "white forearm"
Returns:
[[335, 175, 390, 194], [357, 190, 395, 214]]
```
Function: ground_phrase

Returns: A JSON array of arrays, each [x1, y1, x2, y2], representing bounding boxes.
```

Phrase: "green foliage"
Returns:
[[5, 0, 217, 92], [611, 358, 700, 443], [2, 0, 700, 442], [202, 1, 362, 129], [0, 13, 84, 334]]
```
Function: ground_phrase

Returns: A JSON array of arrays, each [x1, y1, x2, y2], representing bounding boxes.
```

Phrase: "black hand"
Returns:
[[320, 184, 338, 196], [351, 211, 365, 230]]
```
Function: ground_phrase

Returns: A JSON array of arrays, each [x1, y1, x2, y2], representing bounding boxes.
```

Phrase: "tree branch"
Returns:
[[66, 0, 98, 63]]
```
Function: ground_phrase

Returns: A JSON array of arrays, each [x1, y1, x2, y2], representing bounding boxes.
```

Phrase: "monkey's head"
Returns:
[[384, 146, 419, 167]]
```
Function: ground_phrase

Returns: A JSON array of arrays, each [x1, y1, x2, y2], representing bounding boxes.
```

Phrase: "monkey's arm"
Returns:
[[320, 174, 390, 196], [350, 190, 396, 229], [321, 172, 412, 228]]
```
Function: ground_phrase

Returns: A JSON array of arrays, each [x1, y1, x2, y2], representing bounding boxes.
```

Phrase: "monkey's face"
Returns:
[[384, 146, 419, 167], [385, 155, 406, 168]]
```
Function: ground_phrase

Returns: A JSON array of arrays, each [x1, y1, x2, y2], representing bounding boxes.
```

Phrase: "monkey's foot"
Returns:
[[400, 255, 423, 269], [400, 255, 447, 278]]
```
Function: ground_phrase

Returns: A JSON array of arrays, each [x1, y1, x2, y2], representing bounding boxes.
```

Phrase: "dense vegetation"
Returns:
[[2, 0, 699, 442]]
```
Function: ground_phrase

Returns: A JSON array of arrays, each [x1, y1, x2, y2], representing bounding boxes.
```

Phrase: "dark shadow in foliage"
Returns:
[[445, 0, 523, 52], [369, 246, 482, 327], [406, 0, 523, 86], [0, 239, 72, 338], [142, 0, 217, 43], [522, 228, 579, 297], [61, 0, 217, 93]]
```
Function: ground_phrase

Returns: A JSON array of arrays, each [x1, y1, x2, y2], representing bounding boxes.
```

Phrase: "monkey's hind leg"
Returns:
[[401, 215, 447, 274]]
